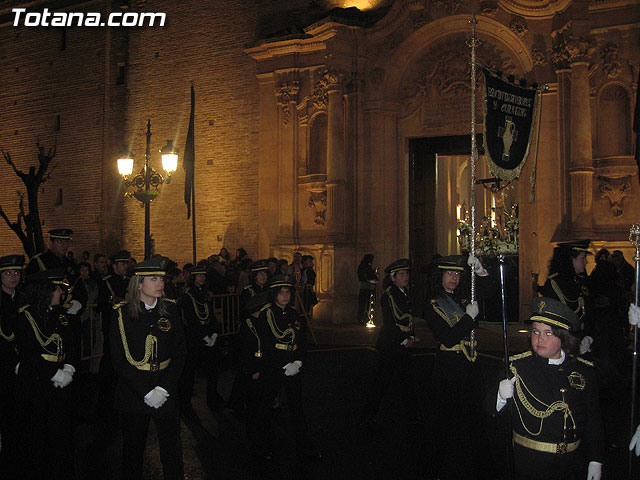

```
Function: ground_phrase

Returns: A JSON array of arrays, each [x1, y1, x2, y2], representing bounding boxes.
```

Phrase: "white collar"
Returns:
[[144, 298, 158, 310], [548, 350, 565, 365]]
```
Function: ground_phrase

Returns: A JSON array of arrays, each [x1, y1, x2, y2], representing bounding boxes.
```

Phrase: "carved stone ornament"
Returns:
[[431, 0, 464, 14], [307, 189, 327, 225], [412, 11, 430, 29], [598, 175, 631, 217], [551, 23, 596, 70], [312, 68, 348, 108], [531, 47, 547, 66], [275, 82, 300, 126], [479, 0, 498, 17], [600, 44, 621, 78], [509, 17, 528, 38], [399, 35, 516, 114]]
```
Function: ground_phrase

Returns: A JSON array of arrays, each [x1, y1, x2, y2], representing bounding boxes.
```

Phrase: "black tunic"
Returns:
[[0, 289, 19, 376], [241, 302, 306, 375], [109, 300, 186, 414], [375, 284, 414, 353], [503, 351, 605, 480], [181, 285, 220, 345]]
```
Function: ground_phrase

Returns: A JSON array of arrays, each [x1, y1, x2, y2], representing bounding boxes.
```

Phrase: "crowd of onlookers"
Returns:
[[67, 247, 318, 302]]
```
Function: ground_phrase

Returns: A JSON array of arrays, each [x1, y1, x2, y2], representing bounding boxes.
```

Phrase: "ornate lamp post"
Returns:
[[117, 119, 179, 260]]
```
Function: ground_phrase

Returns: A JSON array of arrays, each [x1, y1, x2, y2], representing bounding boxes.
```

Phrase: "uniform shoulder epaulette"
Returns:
[[103, 274, 112, 280], [549, 272, 558, 279], [430, 298, 438, 305], [385, 286, 393, 294], [113, 301, 128, 310], [31, 252, 43, 260], [243, 284, 254, 291], [17, 304, 30, 313], [165, 298, 177, 304], [509, 351, 532, 361], [576, 356, 594, 367], [259, 302, 272, 312]]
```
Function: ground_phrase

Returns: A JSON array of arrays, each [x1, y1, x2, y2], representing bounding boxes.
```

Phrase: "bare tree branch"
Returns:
[[1, 149, 26, 180]]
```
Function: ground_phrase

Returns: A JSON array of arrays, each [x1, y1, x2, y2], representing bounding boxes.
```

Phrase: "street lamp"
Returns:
[[117, 119, 179, 260]]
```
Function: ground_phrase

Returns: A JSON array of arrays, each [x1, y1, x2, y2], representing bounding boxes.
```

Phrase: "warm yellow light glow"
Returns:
[[117, 157, 134, 176], [517, 329, 528, 333], [339, 0, 381, 10], [365, 322, 376, 328], [162, 153, 178, 173], [456, 203, 462, 221]]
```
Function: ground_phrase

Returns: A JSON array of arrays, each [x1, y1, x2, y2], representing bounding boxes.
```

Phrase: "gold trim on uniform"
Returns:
[[157, 317, 172, 332], [568, 371, 586, 390], [513, 432, 580, 455]]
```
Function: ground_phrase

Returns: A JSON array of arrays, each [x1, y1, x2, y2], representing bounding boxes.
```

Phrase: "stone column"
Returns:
[[552, 20, 596, 236], [324, 69, 347, 240], [275, 80, 300, 240], [568, 61, 593, 232]]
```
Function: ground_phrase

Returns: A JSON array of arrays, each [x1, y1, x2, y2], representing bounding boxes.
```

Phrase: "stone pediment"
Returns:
[[398, 34, 518, 118]]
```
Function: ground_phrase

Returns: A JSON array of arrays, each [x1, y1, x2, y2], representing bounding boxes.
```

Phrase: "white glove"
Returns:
[[66, 299, 82, 315], [465, 301, 479, 319], [283, 360, 302, 377], [144, 386, 169, 409], [579, 336, 594, 355], [629, 424, 640, 456], [629, 304, 640, 326], [14, 362, 19, 375], [498, 377, 516, 401], [467, 255, 487, 276], [586, 461, 602, 480], [203, 334, 217, 347], [51, 368, 73, 388]]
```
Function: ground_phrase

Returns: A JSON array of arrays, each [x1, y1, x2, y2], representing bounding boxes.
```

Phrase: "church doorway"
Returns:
[[408, 134, 519, 322]]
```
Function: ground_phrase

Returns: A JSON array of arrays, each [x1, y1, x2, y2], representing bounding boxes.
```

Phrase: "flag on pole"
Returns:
[[634, 68, 640, 183], [184, 85, 195, 218]]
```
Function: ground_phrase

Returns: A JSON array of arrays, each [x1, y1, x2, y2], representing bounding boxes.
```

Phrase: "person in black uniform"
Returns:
[[13, 268, 78, 480], [493, 297, 605, 480], [227, 259, 270, 417], [0, 254, 24, 476], [25, 229, 85, 353], [109, 256, 186, 480], [357, 254, 378, 325], [242, 274, 316, 462], [424, 254, 490, 479], [359, 259, 421, 427], [238, 259, 270, 311], [94, 250, 131, 430], [539, 240, 592, 334], [179, 262, 222, 414]]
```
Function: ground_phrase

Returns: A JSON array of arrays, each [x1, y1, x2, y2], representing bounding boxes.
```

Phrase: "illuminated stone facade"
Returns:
[[0, 0, 638, 322]]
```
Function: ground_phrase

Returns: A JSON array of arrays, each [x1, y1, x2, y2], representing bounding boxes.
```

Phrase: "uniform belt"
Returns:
[[513, 432, 580, 455], [439, 344, 463, 352], [135, 359, 171, 371], [41, 353, 65, 362], [275, 343, 297, 351]]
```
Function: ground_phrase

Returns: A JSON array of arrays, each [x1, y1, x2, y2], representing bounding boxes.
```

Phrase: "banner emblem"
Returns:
[[483, 68, 538, 181]]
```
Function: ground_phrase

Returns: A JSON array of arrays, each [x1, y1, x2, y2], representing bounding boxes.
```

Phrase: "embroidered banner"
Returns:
[[482, 68, 538, 181]]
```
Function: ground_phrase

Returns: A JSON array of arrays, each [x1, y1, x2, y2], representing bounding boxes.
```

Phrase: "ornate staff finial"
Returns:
[[630, 223, 640, 248]]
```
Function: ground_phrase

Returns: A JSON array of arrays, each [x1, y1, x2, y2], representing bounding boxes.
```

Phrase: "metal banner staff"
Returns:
[[627, 223, 640, 479]]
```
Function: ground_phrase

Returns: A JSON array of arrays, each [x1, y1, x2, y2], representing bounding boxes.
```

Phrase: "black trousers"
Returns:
[[179, 344, 222, 410], [0, 372, 19, 479], [357, 290, 373, 324], [18, 385, 73, 480], [120, 409, 184, 480], [245, 368, 310, 456], [361, 346, 419, 421]]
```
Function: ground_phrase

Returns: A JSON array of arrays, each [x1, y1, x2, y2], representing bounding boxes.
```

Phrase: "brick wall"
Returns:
[[0, 0, 318, 266]]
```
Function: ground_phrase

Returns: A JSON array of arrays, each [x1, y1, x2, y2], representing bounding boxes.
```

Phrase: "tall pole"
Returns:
[[144, 119, 152, 260], [468, 13, 478, 355], [629, 223, 640, 479], [191, 175, 197, 265], [499, 254, 515, 480]]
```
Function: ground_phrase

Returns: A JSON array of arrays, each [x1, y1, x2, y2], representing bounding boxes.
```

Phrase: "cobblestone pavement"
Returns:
[[74, 322, 634, 479]]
